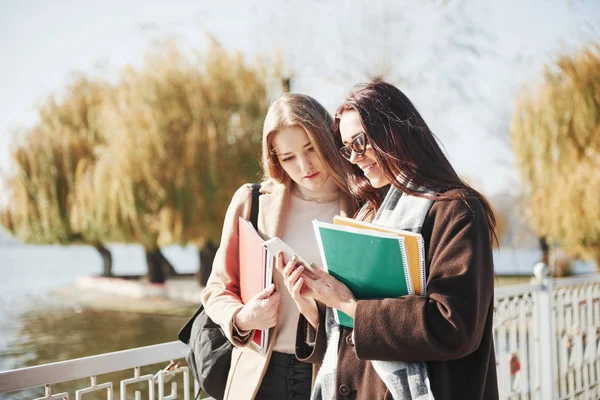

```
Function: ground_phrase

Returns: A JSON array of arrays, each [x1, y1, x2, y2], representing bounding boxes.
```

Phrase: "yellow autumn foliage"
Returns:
[[511, 44, 600, 267], [73, 38, 270, 249], [1, 77, 109, 243], [2, 37, 272, 252]]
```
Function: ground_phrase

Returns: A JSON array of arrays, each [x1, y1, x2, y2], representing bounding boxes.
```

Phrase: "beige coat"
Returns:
[[201, 179, 354, 400]]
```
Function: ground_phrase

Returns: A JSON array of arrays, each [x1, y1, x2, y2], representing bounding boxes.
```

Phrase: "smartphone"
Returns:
[[262, 237, 309, 267]]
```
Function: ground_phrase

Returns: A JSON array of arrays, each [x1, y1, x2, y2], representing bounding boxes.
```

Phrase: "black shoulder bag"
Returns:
[[178, 183, 261, 400]]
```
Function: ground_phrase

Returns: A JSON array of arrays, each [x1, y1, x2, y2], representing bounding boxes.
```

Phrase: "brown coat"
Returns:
[[202, 180, 354, 400], [296, 193, 499, 400]]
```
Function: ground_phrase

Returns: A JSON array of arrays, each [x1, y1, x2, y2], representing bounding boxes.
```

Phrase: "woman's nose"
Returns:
[[349, 150, 361, 164], [299, 155, 312, 172]]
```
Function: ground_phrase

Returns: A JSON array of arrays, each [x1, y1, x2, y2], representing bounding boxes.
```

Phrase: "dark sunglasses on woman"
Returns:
[[339, 132, 367, 161]]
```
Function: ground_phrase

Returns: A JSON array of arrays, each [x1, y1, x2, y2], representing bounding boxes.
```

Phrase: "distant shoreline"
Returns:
[[51, 274, 202, 316]]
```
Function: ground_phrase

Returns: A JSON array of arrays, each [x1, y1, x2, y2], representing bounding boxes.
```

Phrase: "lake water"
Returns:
[[0, 244, 198, 399], [0, 244, 596, 399]]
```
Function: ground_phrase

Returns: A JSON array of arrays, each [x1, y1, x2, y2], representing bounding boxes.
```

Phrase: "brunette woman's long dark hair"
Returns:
[[333, 81, 498, 247]]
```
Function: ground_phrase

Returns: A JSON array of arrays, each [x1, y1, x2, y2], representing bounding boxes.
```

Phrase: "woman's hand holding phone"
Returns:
[[276, 253, 320, 329]]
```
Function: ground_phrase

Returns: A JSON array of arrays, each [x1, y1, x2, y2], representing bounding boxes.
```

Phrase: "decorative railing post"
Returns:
[[533, 278, 558, 400]]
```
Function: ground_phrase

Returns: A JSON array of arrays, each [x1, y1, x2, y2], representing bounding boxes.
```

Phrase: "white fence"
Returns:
[[2, 274, 600, 399], [494, 274, 600, 399], [0, 342, 205, 400]]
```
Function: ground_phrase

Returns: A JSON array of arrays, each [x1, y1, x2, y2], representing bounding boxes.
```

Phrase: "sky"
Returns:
[[1, 0, 599, 202]]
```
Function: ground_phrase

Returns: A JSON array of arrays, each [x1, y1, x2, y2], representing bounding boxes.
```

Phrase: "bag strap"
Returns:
[[249, 183, 261, 230], [178, 183, 262, 345]]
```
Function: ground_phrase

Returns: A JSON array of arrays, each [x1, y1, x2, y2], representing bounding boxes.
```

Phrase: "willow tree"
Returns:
[[0, 78, 115, 276], [74, 38, 269, 283], [511, 44, 600, 269]]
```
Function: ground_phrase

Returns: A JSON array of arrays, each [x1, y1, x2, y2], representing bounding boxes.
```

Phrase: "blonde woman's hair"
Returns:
[[261, 93, 349, 193]]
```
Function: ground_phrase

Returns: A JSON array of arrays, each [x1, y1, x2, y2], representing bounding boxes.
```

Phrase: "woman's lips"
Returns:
[[362, 163, 376, 175], [304, 172, 320, 180]]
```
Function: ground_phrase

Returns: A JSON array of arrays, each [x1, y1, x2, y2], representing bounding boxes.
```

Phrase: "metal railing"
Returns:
[[494, 274, 600, 400], [0, 341, 211, 399], [2, 274, 600, 400]]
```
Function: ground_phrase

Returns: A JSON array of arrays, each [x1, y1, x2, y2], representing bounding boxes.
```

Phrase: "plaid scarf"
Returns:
[[311, 184, 435, 400]]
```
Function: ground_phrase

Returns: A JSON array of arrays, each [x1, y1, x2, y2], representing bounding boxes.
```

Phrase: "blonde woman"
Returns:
[[201, 93, 355, 400]]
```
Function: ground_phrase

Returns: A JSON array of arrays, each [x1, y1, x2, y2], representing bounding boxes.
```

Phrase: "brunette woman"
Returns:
[[281, 81, 499, 400]]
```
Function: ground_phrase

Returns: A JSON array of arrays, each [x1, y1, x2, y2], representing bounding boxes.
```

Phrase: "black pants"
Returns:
[[255, 351, 312, 400]]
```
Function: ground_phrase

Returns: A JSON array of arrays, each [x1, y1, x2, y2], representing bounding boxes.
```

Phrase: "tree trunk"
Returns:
[[94, 242, 113, 277], [539, 236, 550, 266], [145, 248, 178, 283], [146, 248, 166, 284], [157, 249, 177, 277], [591, 247, 600, 273], [198, 241, 218, 287], [281, 77, 292, 93]]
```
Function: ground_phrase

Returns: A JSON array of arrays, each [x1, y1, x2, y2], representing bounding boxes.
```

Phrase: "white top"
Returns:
[[273, 185, 340, 353]]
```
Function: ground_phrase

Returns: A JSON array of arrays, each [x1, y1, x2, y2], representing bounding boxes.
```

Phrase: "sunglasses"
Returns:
[[339, 132, 367, 161]]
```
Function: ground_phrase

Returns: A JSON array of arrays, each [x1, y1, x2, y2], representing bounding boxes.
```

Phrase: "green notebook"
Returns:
[[313, 220, 413, 328]]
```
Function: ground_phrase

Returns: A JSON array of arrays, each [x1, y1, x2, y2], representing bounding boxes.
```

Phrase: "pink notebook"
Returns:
[[238, 217, 273, 353]]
